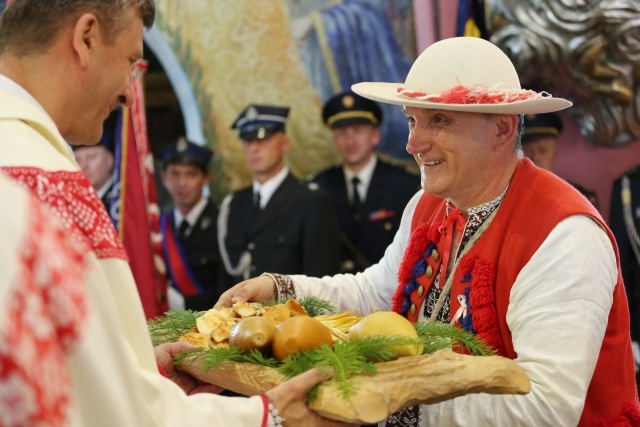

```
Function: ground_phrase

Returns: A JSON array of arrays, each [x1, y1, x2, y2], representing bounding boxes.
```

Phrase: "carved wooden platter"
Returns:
[[178, 349, 530, 424]]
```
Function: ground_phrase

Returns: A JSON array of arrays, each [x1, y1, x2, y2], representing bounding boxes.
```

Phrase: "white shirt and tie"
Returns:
[[173, 197, 208, 239], [343, 155, 377, 206], [252, 166, 289, 210]]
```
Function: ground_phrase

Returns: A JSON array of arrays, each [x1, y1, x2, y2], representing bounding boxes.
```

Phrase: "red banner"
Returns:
[[114, 62, 168, 319]]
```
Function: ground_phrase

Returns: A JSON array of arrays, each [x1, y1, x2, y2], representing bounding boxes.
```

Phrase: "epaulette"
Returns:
[[403, 162, 420, 176], [377, 152, 420, 175]]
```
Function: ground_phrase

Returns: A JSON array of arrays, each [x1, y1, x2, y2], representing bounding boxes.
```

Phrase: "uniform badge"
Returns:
[[177, 137, 188, 152], [342, 94, 355, 108], [246, 107, 258, 121], [201, 217, 212, 230]]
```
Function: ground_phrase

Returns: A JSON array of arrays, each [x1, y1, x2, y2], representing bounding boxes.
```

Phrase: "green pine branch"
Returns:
[[147, 310, 201, 346], [414, 321, 496, 356], [148, 302, 496, 401], [298, 296, 337, 317], [175, 345, 279, 370]]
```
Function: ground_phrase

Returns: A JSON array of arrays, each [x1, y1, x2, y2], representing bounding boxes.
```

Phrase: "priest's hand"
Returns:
[[265, 368, 358, 427], [214, 275, 277, 309], [154, 341, 225, 395]]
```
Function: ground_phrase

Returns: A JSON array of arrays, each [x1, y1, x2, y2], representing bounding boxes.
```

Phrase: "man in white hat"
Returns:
[[217, 37, 639, 426], [0, 1, 350, 426]]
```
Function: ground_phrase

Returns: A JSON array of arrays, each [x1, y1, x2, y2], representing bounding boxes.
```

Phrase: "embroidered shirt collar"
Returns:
[[447, 185, 508, 248], [423, 186, 509, 322]]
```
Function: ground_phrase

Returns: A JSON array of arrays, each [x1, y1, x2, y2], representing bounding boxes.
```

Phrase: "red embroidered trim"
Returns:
[[2, 167, 128, 260], [259, 394, 269, 427], [0, 194, 88, 426], [594, 401, 640, 427], [393, 223, 441, 314], [461, 255, 507, 356], [396, 84, 545, 105]]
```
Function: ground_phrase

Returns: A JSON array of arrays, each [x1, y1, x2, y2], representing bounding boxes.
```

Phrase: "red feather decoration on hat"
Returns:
[[397, 84, 546, 105]]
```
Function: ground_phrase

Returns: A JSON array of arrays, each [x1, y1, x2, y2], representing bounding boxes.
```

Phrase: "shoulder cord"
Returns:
[[217, 193, 252, 279], [621, 175, 640, 266]]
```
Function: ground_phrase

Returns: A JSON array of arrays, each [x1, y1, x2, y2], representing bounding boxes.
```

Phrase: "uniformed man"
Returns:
[[73, 110, 118, 211], [522, 112, 600, 209], [313, 91, 420, 273], [610, 166, 640, 381], [159, 137, 222, 311], [218, 104, 342, 285]]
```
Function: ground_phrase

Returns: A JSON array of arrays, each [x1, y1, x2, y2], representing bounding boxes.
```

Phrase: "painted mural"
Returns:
[[154, 0, 416, 200]]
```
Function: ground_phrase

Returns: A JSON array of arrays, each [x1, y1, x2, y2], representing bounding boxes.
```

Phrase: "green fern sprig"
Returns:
[[414, 321, 495, 356], [299, 296, 337, 317], [279, 341, 377, 400], [175, 345, 279, 370], [347, 335, 424, 362], [242, 350, 280, 368], [278, 335, 425, 399], [147, 310, 201, 346]]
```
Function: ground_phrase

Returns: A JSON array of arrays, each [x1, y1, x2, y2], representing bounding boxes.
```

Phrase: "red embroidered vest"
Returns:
[[394, 159, 640, 426]]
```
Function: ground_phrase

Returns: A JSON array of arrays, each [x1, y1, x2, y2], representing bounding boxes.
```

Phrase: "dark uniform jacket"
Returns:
[[101, 182, 115, 213], [610, 167, 640, 341], [220, 173, 341, 286], [162, 200, 224, 311], [313, 157, 420, 272], [571, 182, 600, 211]]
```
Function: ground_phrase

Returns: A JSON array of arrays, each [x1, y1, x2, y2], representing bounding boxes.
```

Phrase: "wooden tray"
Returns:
[[178, 349, 530, 424]]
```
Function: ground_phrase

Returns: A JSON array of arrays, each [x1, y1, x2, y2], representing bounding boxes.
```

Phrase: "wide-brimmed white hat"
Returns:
[[352, 37, 572, 114]]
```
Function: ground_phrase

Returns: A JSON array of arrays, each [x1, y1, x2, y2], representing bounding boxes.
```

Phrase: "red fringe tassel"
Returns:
[[393, 223, 441, 313]]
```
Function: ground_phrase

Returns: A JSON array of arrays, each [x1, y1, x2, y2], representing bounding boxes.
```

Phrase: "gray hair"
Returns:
[[513, 114, 524, 155], [0, 0, 155, 56], [482, 113, 524, 154]]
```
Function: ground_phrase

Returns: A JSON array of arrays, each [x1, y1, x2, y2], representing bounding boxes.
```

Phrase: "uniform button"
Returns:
[[384, 222, 392, 231], [341, 260, 355, 272], [410, 303, 416, 317], [247, 242, 255, 250], [251, 265, 256, 272], [417, 285, 424, 298], [278, 236, 285, 243], [200, 257, 207, 265], [431, 249, 439, 262], [426, 265, 433, 279]]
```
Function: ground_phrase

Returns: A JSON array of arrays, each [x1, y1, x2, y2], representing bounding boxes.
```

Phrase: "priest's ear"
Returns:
[[71, 13, 101, 69]]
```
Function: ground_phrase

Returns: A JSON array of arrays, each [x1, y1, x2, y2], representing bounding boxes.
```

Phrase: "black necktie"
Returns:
[[178, 219, 189, 240], [253, 191, 261, 212], [351, 177, 362, 221]]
